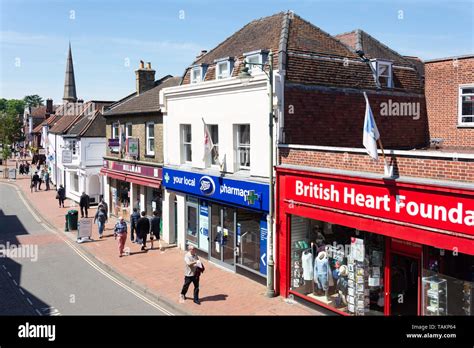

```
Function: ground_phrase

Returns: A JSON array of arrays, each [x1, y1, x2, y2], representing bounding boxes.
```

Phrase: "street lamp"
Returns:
[[239, 50, 275, 298]]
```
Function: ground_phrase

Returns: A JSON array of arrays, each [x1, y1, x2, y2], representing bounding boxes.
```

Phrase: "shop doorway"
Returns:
[[210, 204, 236, 270], [390, 253, 420, 315]]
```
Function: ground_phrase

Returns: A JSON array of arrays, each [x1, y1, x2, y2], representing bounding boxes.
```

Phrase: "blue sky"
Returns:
[[1, 0, 473, 103]]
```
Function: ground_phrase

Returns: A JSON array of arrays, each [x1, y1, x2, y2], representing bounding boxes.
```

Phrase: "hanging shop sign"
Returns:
[[62, 150, 72, 164], [163, 167, 269, 212], [103, 160, 161, 179], [127, 138, 139, 157], [283, 174, 474, 235]]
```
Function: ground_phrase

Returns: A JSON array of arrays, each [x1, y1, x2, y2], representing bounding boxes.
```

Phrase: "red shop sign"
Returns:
[[284, 175, 474, 236]]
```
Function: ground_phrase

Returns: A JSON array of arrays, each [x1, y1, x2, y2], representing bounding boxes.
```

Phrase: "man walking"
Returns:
[[99, 198, 108, 218], [38, 169, 44, 190], [130, 208, 140, 243], [136, 211, 150, 251], [79, 192, 90, 218], [94, 204, 108, 239], [180, 245, 203, 305], [150, 210, 161, 250], [32, 172, 40, 192], [57, 185, 66, 208], [44, 171, 50, 191]]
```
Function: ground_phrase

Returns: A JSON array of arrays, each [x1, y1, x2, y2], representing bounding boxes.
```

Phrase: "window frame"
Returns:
[[146, 122, 155, 156], [236, 124, 250, 170], [458, 84, 474, 127], [125, 122, 133, 138], [208, 124, 219, 166], [245, 54, 262, 75], [191, 67, 202, 84], [111, 123, 119, 153], [181, 124, 192, 164], [371, 60, 393, 88]]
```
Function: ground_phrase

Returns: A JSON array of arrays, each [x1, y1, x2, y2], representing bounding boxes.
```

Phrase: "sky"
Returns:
[[1, 0, 473, 103]]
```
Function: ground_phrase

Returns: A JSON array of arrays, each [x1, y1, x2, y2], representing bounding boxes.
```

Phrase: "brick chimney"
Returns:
[[135, 60, 155, 95], [46, 99, 53, 117]]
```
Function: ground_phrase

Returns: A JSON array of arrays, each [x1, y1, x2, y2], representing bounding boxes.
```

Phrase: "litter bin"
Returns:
[[66, 210, 79, 231]]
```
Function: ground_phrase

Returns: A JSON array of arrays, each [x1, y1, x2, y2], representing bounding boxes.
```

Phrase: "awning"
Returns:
[[100, 168, 161, 189]]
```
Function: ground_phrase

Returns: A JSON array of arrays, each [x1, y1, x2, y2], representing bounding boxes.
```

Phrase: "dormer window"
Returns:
[[191, 67, 203, 84], [214, 58, 234, 80], [244, 50, 268, 75], [371, 60, 393, 88]]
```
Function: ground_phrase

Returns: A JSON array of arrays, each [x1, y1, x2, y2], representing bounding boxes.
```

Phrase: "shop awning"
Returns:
[[100, 168, 161, 189]]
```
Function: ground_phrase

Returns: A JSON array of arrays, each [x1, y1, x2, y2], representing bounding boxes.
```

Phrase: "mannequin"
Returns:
[[301, 249, 314, 293], [336, 265, 349, 307], [314, 251, 330, 299]]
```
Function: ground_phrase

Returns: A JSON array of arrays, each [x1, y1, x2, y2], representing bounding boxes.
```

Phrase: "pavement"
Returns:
[[1, 158, 321, 315], [0, 183, 176, 315]]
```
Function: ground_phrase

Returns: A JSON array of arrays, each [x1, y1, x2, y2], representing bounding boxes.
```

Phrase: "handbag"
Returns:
[[56, 193, 60, 199]]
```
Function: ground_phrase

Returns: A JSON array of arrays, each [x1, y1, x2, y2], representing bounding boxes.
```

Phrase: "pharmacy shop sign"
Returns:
[[284, 175, 474, 235], [163, 168, 269, 212]]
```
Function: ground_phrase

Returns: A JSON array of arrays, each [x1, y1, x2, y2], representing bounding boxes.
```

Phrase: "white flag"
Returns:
[[202, 118, 214, 162], [363, 93, 380, 160]]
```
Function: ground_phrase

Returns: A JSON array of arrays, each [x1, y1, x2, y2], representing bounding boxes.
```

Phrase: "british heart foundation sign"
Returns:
[[284, 175, 474, 236]]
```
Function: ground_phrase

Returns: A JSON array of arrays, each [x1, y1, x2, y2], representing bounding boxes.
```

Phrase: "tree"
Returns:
[[0, 111, 23, 144], [23, 95, 44, 108]]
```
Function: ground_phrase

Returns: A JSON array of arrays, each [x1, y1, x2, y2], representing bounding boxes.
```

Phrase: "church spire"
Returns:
[[63, 42, 77, 103]]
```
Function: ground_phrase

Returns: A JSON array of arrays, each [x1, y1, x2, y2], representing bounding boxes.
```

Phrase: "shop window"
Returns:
[[236, 124, 250, 170], [71, 172, 79, 192], [181, 124, 192, 163], [236, 208, 262, 273], [186, 197, 198, 247], [290, 215, 386, 315], [422, 247, 474, 316], [459, 85, 474, 125], [146, 122, 155, 156], [146, 187, 162, 216]]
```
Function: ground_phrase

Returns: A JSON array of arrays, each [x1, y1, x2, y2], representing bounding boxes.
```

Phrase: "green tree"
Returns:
[[0, 111, 23, 144], [23, 95, 44, 108]]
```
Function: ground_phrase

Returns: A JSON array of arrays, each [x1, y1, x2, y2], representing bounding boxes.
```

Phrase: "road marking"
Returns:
[[2, 265, 6, 270], [26, 298, 33, 305], [12, 279, 18, 286], [15, 187, 42, 223], [11, 188, 175, 316], [19, 288, 25, 295], [7, 272, 12, 277], [35, 309, 42, 316]]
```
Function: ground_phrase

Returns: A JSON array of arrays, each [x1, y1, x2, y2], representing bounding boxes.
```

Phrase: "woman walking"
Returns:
[[114, 217, 128, 257]]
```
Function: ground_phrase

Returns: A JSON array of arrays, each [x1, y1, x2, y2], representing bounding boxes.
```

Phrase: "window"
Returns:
[[209, 125, 219, 165], [112, 123, 119, 139], [459, 86, 474, 125], [67, 139, 78, 155], [246, 54, 261, 74], [125, 123, 132, 138], [236, 124, 250, 169], [181, 124, 192, 163], [71, 172, 79, 192], [216, 61, 229, 79], [191, 67, 202, 84], [146, 122, 155, 156], [371, 60, 393, 88]]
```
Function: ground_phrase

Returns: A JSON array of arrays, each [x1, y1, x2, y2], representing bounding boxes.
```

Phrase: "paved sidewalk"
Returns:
[[1, 159, 321, 315]]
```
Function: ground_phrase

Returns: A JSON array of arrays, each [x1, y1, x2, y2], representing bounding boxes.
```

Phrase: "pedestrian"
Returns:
[[94, 204, 108, 239], [180, 245, 204, 305], [136, 211, 150, 251], [99, 198, 108, 217], [150, 210, 161, 250], [114, 217, 127, 257], [57, 185, 66, 208], [32, 172, 40, 192], [19, 163, 24, 175], [38, 169, 44, 190], [44, 171, 50, 191], [25, 162, 30, 175], [130, 208, 140, 243], [79, 192, 90, 218]]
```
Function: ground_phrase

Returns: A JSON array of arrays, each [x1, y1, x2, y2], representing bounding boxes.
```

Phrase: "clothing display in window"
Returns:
[[314, 251, 329, 291], [301, 250, 314, 281]]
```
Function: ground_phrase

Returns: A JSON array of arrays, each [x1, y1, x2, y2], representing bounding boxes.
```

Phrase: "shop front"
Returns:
[[276, 167, 474, 316], [101, 160, 162, 222], [162, 167, 270, 278]]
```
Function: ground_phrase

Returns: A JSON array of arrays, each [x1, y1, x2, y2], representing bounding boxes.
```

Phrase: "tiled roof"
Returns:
[[104, 76, 181, 116], [49, 114, 82, 134], [32, 119, 48, 133], [65, 110, 106, 138], [181, 12, 423, 92], [30, 106, 47, 118]]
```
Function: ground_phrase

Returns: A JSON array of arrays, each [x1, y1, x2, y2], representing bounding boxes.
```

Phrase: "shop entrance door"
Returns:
[[210, 204, 236, 270], [390, 253, 420, 315]]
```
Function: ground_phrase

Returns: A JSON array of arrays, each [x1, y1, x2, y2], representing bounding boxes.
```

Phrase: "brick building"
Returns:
[[101, 61, 180, 222], [274, 18, 473, 316], [425, 55, 474, 148]]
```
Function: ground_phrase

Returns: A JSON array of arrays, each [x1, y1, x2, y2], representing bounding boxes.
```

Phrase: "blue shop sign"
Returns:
[[163, 168, 269, 212]]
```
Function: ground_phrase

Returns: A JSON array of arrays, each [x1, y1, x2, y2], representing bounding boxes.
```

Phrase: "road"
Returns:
[[0, 183, 175, 315]]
